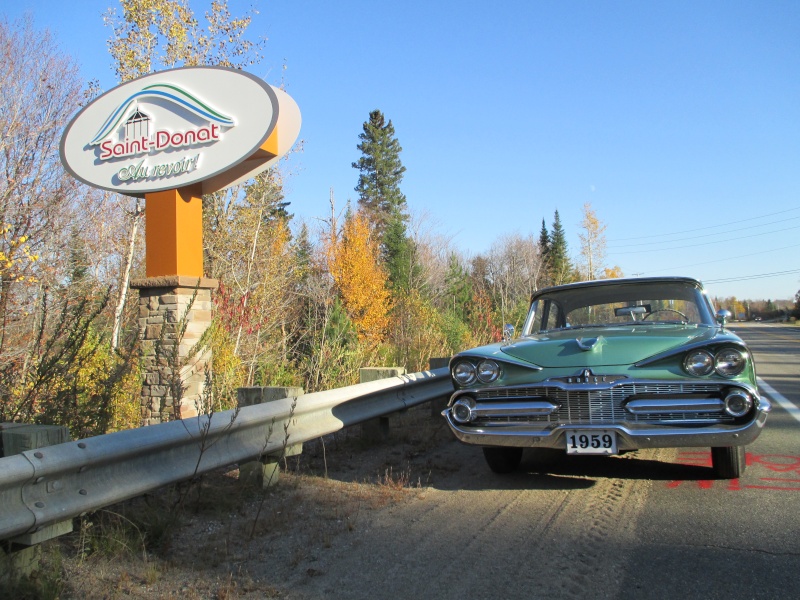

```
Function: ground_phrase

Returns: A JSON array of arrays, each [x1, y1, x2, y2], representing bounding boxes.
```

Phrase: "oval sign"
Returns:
[[60, 66, 298, 197]]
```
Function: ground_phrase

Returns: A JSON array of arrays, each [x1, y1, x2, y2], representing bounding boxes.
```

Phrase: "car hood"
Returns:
[[498, 325, 718, 368]]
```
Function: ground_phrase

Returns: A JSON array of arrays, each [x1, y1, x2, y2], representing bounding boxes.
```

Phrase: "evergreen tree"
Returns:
[[352, 110, 407, 237], [538, 218, 550, 285], [549, 210, 572, 285], [444, 253, 473, 322], [383, 216, 416, 292], [538, 218, 550, 257], [67, 226, 90, 285], [293, 223, 312, 282], [352, 109, 415, 291]]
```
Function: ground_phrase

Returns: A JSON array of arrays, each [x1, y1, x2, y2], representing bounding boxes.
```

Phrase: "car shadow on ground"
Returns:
[[432, 449, 715, 492]]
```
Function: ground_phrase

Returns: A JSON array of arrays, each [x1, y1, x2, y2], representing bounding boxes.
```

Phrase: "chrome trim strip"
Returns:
[[624, 398, 725, 414], [473, 401, 558, 418], [449, 377, 761, 400]]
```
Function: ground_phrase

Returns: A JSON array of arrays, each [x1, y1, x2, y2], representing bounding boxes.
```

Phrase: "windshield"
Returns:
[[523, 281, 715, 334]]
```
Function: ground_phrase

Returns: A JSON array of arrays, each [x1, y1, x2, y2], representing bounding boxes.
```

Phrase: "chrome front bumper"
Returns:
[[442, 379, 771, 450]]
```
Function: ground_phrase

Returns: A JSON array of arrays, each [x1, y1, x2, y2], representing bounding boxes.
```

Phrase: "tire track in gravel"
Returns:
[[290, 448, 668, 600]]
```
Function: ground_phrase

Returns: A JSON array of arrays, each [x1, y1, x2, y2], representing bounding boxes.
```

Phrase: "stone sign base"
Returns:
[[131, 276, 218, 425]]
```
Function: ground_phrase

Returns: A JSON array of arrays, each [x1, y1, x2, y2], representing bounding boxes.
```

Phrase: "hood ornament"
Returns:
[[576, 336, 604, 352]]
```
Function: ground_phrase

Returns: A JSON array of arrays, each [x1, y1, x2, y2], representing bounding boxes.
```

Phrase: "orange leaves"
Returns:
[[325, 211, 391, 346]]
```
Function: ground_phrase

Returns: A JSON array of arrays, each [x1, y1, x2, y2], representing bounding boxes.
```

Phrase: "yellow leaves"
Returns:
[[0, 224, 38, 282], [326, 211, 391, 346], [578, 202, 609, 281]]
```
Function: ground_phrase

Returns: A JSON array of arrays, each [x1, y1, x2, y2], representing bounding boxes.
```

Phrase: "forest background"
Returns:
[[0, 2, 792, 438]]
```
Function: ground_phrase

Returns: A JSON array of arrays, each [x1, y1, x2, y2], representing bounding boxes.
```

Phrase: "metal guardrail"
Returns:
[[0, 367, 452, 541]]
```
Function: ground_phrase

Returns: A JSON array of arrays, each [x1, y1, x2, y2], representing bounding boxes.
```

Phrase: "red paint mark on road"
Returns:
[[750, 455, 800, 474], [667, 479, 714, 489], [667, 452, 800, 491]]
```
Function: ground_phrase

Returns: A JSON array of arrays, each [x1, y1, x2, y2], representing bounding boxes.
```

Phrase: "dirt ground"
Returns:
[[13, 401, 469, 599]]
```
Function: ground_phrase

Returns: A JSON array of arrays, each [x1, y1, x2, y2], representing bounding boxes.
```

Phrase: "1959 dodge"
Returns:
[[442, 277, 770, 479]]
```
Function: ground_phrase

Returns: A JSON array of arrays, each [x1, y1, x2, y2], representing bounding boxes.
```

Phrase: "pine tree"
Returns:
[[538, 218, 550, 256], [383, 216, 416, 292], [352, 110, 407, 236], [444, 253, 473, 322], [352, 109, 415, 291], [549, 210, 572, 285], [538, 218, 550, 285]]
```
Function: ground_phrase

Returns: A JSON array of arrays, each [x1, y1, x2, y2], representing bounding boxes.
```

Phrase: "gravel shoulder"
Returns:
[[15, 403, 657, 599]]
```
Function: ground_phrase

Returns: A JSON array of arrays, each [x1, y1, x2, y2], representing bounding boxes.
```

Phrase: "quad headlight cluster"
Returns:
[[452, 359, 501, 386], [683, 347, 748, 378]]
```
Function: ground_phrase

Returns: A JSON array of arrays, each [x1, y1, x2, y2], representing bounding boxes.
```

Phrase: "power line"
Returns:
[[607, 206, 800, 243], [703, 269, 800, 284], [607, 224, 800, 255], [607, 216, 800, 249], [639, 243, 800, 274]]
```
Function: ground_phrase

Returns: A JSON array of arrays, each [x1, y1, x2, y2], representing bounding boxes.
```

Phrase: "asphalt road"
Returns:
[[285, 322, 800, 600], [617, 322, 800, 600]]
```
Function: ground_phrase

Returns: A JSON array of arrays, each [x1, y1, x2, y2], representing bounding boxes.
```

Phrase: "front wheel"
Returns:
[[482, 447, 523, 474], [711, 446, 746, 479]]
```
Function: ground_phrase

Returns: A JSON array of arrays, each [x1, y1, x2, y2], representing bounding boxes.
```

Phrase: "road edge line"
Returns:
[[758, 377, 800, 424]]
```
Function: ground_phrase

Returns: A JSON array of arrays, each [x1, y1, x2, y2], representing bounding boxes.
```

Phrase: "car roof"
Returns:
[[532, 276, 705, 298]]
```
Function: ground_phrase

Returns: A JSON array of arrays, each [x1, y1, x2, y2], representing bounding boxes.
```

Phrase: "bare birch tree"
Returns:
[[577, 202, 608, 281]]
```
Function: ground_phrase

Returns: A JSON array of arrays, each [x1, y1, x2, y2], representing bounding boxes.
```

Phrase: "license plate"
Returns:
[[565, 429, 618, 455]]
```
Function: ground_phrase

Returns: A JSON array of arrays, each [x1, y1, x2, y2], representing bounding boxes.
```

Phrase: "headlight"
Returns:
[[452, 361, 477, 385], [451, 397, 476, 423], [715, 348, 747, 378], [724, 390, 753, 417], [683, 350, 714, 376], [476, 359, 501, 383]]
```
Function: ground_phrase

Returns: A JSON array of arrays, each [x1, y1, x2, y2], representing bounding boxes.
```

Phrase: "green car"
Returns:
[[442, 277, 771, 479]]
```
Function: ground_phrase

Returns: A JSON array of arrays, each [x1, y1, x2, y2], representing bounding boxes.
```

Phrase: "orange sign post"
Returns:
[[145, 185, 204, 278]]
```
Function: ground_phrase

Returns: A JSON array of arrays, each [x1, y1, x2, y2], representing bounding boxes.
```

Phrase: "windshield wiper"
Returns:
[[543, 324, 607, 333]]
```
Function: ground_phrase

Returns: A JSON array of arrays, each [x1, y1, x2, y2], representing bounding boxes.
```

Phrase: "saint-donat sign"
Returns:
[[60, 66, 300, 197]]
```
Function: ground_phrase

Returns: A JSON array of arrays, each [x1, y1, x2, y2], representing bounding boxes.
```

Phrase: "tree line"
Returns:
[[0, 4, 663, 437]]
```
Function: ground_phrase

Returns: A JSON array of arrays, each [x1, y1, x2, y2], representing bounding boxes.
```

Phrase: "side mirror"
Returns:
[[503, 323, 515, 342], [716, 309, 732, 327]]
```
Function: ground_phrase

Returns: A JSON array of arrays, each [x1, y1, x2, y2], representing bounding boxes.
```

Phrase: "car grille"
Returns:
[[475, 382, 736, 425]]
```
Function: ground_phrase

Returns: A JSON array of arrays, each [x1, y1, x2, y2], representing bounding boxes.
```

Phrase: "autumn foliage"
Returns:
[[325, 211, 391, 347]]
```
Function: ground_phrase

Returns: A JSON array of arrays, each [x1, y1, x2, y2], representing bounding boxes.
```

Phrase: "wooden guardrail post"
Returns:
[[236, 386, 304, 488]]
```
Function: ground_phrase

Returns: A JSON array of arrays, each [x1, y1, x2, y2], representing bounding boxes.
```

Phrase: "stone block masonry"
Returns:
[[131, 276, 218, 425]]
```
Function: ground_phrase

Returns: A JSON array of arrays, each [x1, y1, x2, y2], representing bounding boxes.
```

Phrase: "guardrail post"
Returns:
[[1, 424, 73, 585], [359, 367, 406, 441], [237, 386, 304, 488]]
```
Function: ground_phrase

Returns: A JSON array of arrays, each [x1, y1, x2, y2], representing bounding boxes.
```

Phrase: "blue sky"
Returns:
[[5, 1, 800, 301]]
